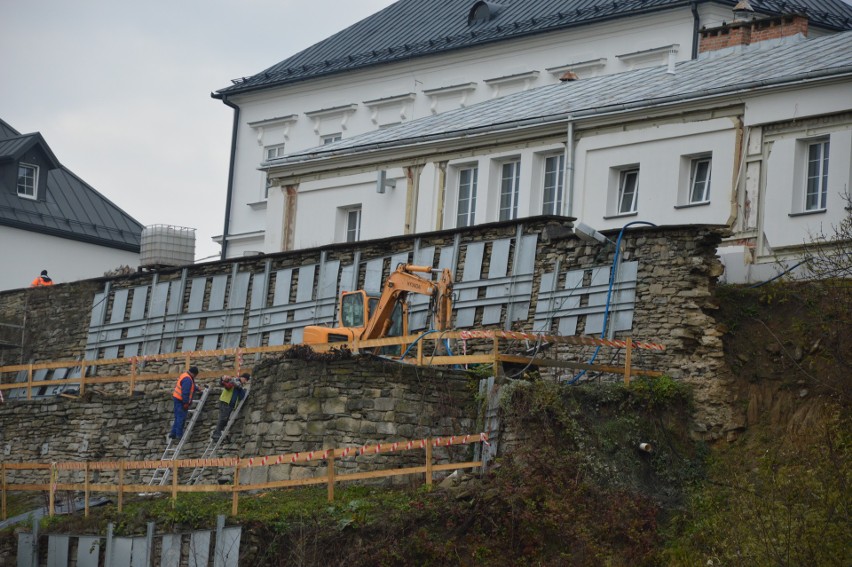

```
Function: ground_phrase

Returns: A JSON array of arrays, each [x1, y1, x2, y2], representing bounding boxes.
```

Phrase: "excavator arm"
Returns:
[[360, 264, 453, 340]]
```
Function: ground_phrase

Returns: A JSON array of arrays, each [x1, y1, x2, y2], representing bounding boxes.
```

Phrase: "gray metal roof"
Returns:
[[216, 0, 852, 97], [0, 123, 143, 251], [271, 31, 852, 166]]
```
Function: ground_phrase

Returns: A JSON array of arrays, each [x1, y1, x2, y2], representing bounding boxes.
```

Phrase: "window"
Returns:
[[542, 154, 564, 215], [346, 207, 361, 242], [689, 157, 712, 203], [805, 140, 829, 211], [17, 163, 38, 199], [457, 166, 478, 227], [499, 160, 521, 221], [265, 144, 286, 161], [322, 133, 342, 145], [617, 169, 639, 214]]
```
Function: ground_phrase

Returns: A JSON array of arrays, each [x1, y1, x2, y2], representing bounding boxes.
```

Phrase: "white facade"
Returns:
[[0, 225, 140, 291], [220, 5, 742, 256]]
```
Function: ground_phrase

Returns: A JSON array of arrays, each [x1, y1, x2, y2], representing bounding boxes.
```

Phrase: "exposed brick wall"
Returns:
[[699, 14, 808, 53]]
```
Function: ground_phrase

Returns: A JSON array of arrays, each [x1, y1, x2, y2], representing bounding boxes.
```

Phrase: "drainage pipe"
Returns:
[[563, 120, 575, 217], [219, 96, 240, 261]]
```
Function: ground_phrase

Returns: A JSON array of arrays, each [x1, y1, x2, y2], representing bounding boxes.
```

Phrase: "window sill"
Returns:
[[247, 200, 268, 211], [603, 211, 638, 220], [788, 208, 826, 218], [674, 201, 710, 209], [17, 193, 37, 201]]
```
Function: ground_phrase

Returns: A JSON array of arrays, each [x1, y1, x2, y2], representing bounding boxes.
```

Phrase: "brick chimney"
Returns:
[[699, 13, 809, 54]]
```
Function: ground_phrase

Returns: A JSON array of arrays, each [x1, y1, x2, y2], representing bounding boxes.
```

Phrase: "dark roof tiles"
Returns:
[[216, 0, 852, 96]]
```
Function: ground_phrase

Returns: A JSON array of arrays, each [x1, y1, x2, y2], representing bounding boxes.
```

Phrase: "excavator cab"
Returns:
[[303, 290, 408, 350]]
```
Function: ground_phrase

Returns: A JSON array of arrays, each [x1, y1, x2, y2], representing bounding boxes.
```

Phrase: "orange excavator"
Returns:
[[303, 264, 453, 346]]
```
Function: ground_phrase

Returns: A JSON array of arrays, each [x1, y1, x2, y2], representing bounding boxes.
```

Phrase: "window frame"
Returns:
[[688, 156, 712, 204], [498, 159, 521, 221], [542, 154, 565, 215], [17, 163, 38, 199], [617, 168, 639, 215], [265, 144, 286, 161], [804, 139, 829, 212], [456, 165, 478, 228], [322, 133, 342, 145], [345, 207, 361, 243]]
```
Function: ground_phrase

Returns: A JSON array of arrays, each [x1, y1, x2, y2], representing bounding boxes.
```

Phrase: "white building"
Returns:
[[214, 1, 852, 282], [0, 119, 142, 291]]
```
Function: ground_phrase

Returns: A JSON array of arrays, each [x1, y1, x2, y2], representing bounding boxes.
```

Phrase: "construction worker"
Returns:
[[30, 270, 53, 287], [169, 366, 198, 440], [212, 372, 250, 440]]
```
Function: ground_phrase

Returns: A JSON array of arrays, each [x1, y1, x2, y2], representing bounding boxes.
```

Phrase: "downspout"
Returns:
[[691, 2, 700, 59], [563, 120, 575, 217], [219, 96, 240, 261]]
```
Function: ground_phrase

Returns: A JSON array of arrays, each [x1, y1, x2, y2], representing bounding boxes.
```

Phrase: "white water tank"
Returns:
[[140, 225, 196, 268]]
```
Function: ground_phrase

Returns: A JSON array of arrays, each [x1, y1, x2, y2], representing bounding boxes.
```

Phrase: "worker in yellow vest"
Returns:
[[212, 372, 250, 440], [169, 366, 198, 441]]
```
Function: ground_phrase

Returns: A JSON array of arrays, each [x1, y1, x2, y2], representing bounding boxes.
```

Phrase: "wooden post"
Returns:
[[624, 337, 633, 386], [425, 439, 433, 488], [492, 337, 500, 377], [79, 360, 87, 396], [117, 462, 125, 513], [231, 461, 241, 516], [327, 453, 335, 503], [129, 357, 137, 397], [49, 463, 57, 517], [1, 463, 6, 521], [26, 363, 33, 401], [184, 354, 191, 371], [417, 339, 423, 366], [171, 461, 178, 506], [84, 463, 90, 518]]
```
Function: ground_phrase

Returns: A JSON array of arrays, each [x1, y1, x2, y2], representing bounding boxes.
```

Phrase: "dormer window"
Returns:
[[468, 1, 503, 25], [17, 163, 38, 199]]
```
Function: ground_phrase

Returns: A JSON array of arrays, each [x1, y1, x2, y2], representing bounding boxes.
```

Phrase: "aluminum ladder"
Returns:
[[187, 386, 251, 485], [148, 386, 211, 486]]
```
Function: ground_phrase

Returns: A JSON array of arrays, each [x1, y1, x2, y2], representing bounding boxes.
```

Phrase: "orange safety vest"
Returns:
[[30, 276, 53, 287], [172, 372, 196, 402]]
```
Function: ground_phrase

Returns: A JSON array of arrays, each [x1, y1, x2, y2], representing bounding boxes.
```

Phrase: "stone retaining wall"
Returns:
[[0, 358, 476, 486], [0, 217, 735, 441]]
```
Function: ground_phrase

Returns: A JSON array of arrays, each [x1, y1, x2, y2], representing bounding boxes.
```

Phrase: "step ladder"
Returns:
[[149, 386, 211, 486], [187, 386, 251, 485]]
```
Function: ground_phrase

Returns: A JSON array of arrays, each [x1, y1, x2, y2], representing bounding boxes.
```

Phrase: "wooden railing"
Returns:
[[0, 330, 666, 399], [0, 433, 488, 519]]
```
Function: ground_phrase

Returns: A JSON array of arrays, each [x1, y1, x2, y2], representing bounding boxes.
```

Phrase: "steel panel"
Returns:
[[483, 239, 511, 325], [339, 264, 356, 293], [506, 234, 538, 324], [161, 534, 182, 567], [456, 242, 484, 328], [409, 246, 436, 330], [47, 535, 69, 567], [364, 258, 384, 292], [16, 532, 35, 567], [103, 289, 129, 359], [316, 260, 341, 322], [213, 526, 242, 567], [75, 536, 101, 567], [111, 537, 133, 566], [189, 531, 211, 567], [246, 272, 269, 348]]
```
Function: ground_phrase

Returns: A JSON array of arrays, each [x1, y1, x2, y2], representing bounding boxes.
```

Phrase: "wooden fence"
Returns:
[[1, 434, 488, 519], [0, 331, 666, 400]]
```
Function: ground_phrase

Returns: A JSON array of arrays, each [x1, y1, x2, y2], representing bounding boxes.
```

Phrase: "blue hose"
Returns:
[[566, 220, 657, 384]]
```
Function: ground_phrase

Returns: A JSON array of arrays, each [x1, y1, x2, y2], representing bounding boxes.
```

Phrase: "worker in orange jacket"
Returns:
[[169, 366, 199, 440], [30, 270, 54, 287]]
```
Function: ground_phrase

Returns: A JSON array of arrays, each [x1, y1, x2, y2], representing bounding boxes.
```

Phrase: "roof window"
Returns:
[[468, 1, 504, 25]]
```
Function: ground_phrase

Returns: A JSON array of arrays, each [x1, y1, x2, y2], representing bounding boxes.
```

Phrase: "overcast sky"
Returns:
[[1, 0, 397, 261]]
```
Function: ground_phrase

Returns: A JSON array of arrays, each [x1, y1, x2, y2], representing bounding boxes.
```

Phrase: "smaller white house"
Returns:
[[0, 119, 143, 291], [261, 20, 852, 283]]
